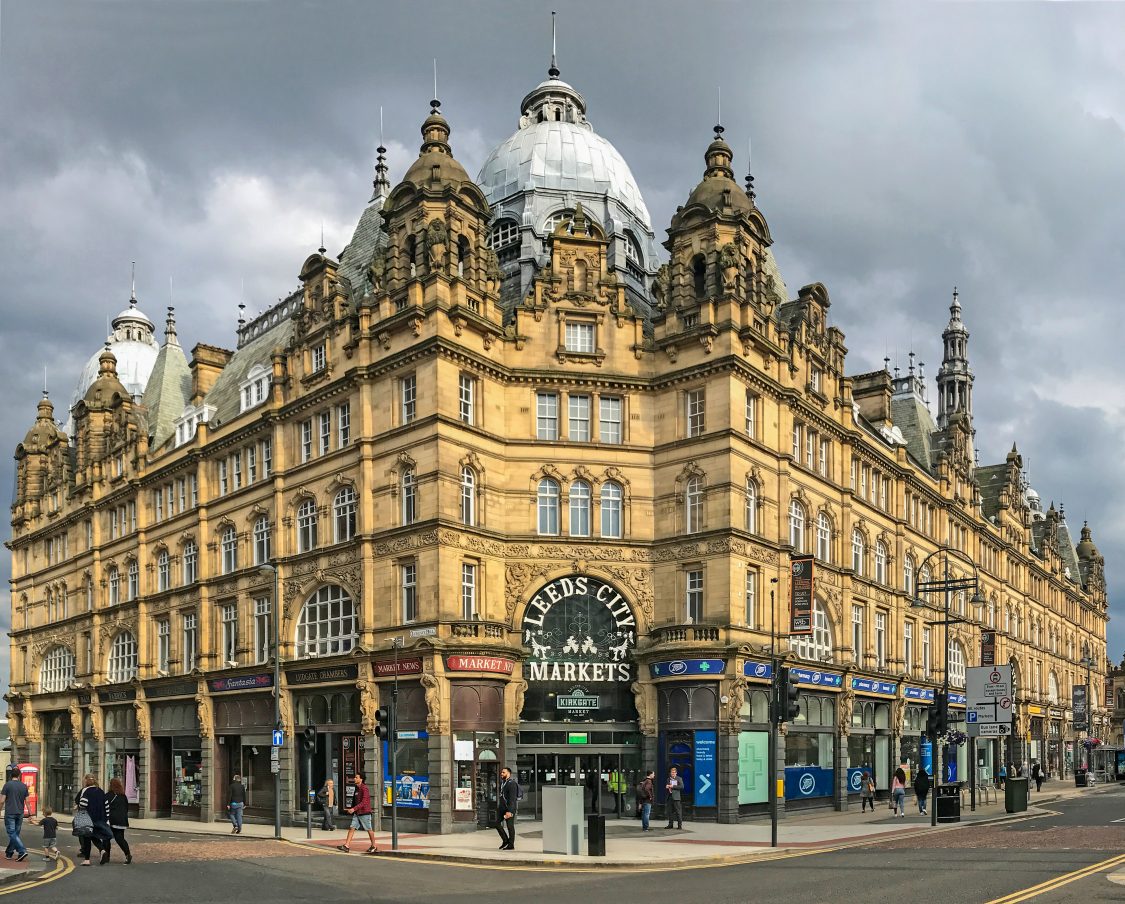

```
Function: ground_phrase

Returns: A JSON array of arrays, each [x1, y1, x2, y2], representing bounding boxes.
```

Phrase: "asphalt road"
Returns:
[[8, 787, 1124, 904]]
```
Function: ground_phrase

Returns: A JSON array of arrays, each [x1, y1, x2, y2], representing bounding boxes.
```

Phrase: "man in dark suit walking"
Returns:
[[496, 766, 520, 851], [664, 766, 684, 829]]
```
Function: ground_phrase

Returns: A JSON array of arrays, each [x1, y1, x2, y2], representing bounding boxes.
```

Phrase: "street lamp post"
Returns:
[[259, 563, 282, 839], [912, 547, 985, 826], [768, 578, 779, 848]]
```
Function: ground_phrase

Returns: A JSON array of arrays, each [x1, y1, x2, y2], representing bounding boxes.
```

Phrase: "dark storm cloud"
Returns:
[[2, 0, 1123, 696]]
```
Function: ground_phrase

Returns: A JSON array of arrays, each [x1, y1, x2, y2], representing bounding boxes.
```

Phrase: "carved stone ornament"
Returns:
[[356, 678, 375, 733], [837, 688, 855, 738], [133, 701, 150, 740], [68, 698, 83, 741], [195, 693, 213, 740], [723, 675, 748, 733], [511, 679, 528, 723], [420, 672, 441, 735], [631, 681, 655, 735]]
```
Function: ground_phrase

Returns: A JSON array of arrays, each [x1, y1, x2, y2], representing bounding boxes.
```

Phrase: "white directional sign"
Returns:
[[272, 729, 284, 747], [966, 664, 1013, 738]]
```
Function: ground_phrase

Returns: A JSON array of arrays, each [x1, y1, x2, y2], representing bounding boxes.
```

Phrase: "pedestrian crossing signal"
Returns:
[[302, 725, 317, 753], [374, 707, 391, 739]]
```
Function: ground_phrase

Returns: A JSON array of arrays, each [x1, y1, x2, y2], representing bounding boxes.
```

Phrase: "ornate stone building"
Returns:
[[7, 58, 1109, 831]]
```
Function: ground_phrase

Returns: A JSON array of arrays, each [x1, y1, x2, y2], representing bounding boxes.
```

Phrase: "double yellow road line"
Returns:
[[985, 851, 1125, 904]]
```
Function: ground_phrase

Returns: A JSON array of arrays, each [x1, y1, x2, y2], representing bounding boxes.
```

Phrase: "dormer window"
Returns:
[[239, 364, 270, 414], [564, 320, 595, 354], [174, 404, 215, 448], [810, 366, 822, 394]]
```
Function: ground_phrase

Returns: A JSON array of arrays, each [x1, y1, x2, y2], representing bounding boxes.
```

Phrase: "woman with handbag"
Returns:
[[74, 774, 111, 865], [105, 778, 132, 864]]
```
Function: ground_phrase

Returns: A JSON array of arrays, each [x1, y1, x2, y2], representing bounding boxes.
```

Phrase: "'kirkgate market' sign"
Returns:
[[521, 575, 638, 723]]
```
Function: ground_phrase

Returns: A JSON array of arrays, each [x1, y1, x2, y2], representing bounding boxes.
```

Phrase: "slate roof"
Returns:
[[976, 463, 1008, 521], [1029, 517, 1083, 586], [204, 315, 294, 430], [142, 340, 192, 452], [337, 190, 389, 300], [890, 393, 938, 474]]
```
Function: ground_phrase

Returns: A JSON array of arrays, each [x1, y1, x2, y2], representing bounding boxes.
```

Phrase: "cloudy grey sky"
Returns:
[[2, 1, 1123, 697]]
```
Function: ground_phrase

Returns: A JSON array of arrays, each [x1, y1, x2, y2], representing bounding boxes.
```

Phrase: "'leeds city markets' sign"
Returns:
[[522, 575, 636, 683]]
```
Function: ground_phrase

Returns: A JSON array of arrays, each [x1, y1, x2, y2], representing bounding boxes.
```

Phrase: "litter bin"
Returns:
[[587, 814, 606, 856], [1005, 776, 1028, 813], [1074, 768, 1088, 788], [935, 784, 961, 823]]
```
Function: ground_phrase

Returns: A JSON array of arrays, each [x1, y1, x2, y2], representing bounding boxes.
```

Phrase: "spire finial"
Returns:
[[908, 350, 916, 376], [237, 302, 246, 328], [744, 135, 755, 202], [319, 220, 326, 255], [372, 105, 390, 199], [43, 365, 48, 397], [884, 355, 891, 374], [431, 58, 440, 113], [130, 261, 137, 305], [548, 10, 560, 78], [165, 304, 178, 344]]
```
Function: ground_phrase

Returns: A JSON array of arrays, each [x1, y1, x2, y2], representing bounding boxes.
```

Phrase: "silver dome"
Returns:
[[477, 119, 652, 231], [66, 300, 160, 432]]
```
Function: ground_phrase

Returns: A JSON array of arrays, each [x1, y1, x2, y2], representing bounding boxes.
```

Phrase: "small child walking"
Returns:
[[860, 771, 876, 812], [31, 807, 59, 861]]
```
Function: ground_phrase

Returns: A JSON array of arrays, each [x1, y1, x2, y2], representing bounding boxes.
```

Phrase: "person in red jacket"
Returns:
[[336, 773, 377, 854]]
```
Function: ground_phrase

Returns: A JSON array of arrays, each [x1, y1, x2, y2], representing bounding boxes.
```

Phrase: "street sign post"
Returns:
[[272, 729, 284, 747], [965, 664, 1013, 738]]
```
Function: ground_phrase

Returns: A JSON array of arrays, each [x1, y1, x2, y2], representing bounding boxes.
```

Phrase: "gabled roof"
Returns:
[[890, 393, 938, 474], [976, 463, 1008, 521], [337, 194, 388, 300]]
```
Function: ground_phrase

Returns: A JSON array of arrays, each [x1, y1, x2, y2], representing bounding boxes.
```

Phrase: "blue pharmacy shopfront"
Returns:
[[782, 667, 843, 808]]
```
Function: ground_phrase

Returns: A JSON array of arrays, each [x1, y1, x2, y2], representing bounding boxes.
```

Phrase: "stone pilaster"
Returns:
[[427, 732, 450, 835], [717, 732, 740, 824]]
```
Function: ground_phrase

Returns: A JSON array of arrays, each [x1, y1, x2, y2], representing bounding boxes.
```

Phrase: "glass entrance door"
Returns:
[[517, 751, 640, 820]]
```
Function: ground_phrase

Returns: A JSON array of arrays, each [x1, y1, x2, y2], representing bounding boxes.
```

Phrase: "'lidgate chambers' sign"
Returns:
[[520, 575, 638, 723]]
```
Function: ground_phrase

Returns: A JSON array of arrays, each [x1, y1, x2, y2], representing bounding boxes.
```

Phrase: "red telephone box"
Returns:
[[17, 764, 39, 818]]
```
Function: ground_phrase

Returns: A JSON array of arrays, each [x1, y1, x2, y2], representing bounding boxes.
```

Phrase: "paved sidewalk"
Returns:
[[47, 780, 1114, 869]]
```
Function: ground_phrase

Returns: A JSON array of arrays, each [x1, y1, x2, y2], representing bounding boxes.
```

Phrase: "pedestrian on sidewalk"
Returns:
[[891, 767, 907, 818], [637, 771, 655, 830], [318, 778, 337, 831], [860, 771, 876, 813], [105, 778, 132, 864], [664, 766, 684, 829], [228, 773, 246, 834], [998, 763, 1007, 789], [495, 766, 520, 851], [29, 807, 59, 862], [913, 767, 931, 815], [75, 774, 112, 866], [1031, 762, 1043, 792], [337, 773, 377, 854], [1, 768, 30, 862]]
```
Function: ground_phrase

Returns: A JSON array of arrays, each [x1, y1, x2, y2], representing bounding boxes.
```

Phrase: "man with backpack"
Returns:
[[496, 766, 520, 851], [636, 770, 655, 831]]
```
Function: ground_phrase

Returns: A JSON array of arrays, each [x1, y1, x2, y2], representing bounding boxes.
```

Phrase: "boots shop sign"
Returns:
[[522, 576, 637, 684]]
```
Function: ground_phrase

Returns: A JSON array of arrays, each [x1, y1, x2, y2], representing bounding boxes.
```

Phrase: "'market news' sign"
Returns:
[[789, 556, 815, 635]]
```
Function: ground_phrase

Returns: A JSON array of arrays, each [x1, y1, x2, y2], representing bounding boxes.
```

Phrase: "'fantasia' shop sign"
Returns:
[[522, 575, 636, 683]]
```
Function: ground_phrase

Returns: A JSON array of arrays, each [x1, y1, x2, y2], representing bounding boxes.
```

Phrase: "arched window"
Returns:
[[107, 565, 120, 606], [126, 559, 139, 601], [816, 513, 831, 562], [254, 516, 272, 565], [569, 480, 591, 537], [745, 480, 758, 533], [543, 209, 575, 234], [789, 500, 806, 551], [108, 631, 138, 683], [157, 550, 170, 592], [221, 526, 238, 574], [1048, 671, 1060, 704], [692, 254, 706, 297], [875, 541, 887, 585], [460, 467, 476, 526], [919, 565, 931, 602], [39, 645, 76, 693], [851, 529, 865, 575], [401, 470, 417, 525], [948, 640, 966, 688], [537, 478, 560, 535], [334, 487, 357, 543], [792, 601, 833, 662], [623, 231, 643, 265], [600, 481, 623, 538], [297, 499, 318, 552], [487, 219, 519, 250], [904, 555, 915, 596], [295, 585, 357, 657], [183, 539, 198, 584]]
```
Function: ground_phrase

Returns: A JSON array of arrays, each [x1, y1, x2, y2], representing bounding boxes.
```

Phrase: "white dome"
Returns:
[[477, 119, 652, 231]]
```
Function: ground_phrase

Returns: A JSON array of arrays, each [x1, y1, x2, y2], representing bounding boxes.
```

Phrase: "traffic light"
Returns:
[[926, 692, 948, 738], [374, 707, 391, 740], [778, 667, 801, 722], [302, 725, 317, 753]]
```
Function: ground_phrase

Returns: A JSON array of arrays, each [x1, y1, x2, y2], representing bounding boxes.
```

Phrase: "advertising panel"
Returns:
[[789, 556, 815, 635]]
